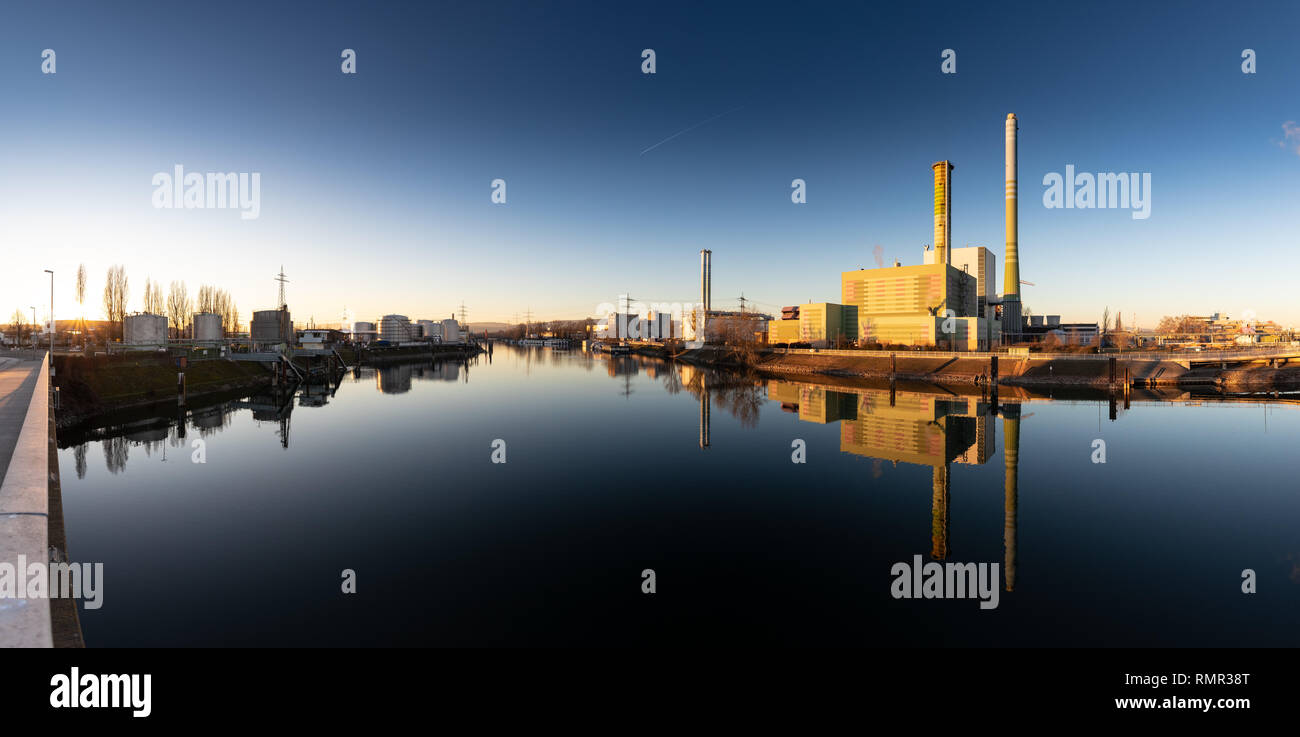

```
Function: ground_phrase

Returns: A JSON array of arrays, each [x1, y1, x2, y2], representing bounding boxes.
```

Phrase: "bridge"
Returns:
[[0, 353, 58, 647]]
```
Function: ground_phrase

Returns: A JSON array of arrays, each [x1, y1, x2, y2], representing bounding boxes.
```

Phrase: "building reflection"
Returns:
[[764, 378, 1018, 592]]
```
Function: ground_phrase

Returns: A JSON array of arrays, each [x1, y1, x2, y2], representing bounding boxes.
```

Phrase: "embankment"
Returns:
[[679, 349, 1300, 390], [53, 355, 272, 430]]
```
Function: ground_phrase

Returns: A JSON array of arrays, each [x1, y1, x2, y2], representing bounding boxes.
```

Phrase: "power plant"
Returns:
[[768, 113, 1054, 349]]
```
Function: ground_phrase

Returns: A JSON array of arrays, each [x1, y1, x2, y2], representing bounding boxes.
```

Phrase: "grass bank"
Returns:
[[53, 355, 272, 429]]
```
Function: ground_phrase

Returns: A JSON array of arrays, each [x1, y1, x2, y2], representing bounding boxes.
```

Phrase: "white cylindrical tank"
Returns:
[[379, 314, 411, 343], [193, 313, 222, 342], [440, 318, 460, 344], [123, 313, 168, 348], [417, 319, 439, 340]]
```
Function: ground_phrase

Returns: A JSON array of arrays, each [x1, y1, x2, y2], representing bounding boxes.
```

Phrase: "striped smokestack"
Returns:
[[1004, 114, 1019, 297], [1002, 114, 1021, 340], [932, 161, 953, 266]]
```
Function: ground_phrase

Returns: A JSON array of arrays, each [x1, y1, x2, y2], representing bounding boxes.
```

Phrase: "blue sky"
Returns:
[[1, 0, 1297, 328]]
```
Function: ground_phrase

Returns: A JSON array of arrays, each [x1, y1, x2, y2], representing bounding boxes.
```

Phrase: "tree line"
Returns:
[[5, 263, 242, 344]]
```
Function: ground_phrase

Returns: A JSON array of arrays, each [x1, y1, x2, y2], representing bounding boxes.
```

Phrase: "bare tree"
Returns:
[[9, 309, 30, 345], [102, 265, 129, 339], [709, 315, 761, 365], [75, 264, 87, 346], [219, 290, 238, 335], [166, 281, 190, 338], [142, 277, 164, 315]]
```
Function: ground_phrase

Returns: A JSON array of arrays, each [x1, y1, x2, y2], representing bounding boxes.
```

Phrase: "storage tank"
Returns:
[[193, 313, 222, 343], [123, 313, 168, 348], [440, 318, 461, 344], [379, 314, 411, 343], [251, 308, 292, 344], [417, 319, 439, 341], [352, 321, 377, 344]]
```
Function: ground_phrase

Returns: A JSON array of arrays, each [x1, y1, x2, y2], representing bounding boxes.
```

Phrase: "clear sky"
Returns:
[[2, 0, 1297, 328]]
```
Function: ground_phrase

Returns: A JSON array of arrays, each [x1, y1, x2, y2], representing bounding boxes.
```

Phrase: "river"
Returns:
[[55, 345, 1300, 646]]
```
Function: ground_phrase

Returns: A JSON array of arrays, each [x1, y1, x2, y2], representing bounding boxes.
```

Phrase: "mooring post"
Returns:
[[1108, 356, 1116, 387], [177, 370, 185, 405]]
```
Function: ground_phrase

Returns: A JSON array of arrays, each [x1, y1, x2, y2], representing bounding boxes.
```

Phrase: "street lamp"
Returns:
[[44, 269, 53, 368], [30, 307, 36, 359]]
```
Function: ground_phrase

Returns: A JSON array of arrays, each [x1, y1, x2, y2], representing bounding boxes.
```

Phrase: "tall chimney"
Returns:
[[1002, 114, 1021, 340], [700, 249, 712, 313], [931, 161, 953, 266]]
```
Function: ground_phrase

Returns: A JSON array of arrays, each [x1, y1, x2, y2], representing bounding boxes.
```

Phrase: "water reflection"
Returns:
[[51, 345, 1300, 646], [759, 377, 1018, 589]]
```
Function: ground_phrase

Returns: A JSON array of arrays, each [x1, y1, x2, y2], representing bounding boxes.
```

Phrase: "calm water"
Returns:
[[57, 346, 1300, 646]]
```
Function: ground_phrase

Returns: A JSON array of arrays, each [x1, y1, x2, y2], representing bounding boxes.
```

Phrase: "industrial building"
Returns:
[[123, 313, 168, 349], [251, 308, 293, 346], [763, 114, 1054, 350], [769, 303, 857, 345]]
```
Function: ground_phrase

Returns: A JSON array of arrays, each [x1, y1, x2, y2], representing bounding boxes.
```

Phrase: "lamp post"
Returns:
[[30, 307, 37, 360], [44, 269, 53, 369]]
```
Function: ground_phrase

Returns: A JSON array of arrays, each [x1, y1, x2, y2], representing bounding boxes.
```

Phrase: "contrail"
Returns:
[[640, 106, 743, 156]]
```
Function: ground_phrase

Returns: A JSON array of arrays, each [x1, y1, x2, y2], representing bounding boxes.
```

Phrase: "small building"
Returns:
[[297, 329, 344, 348]]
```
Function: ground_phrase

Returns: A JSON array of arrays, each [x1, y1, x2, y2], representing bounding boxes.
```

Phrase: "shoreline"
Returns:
[[675, 348, 1300, 392], [53, 345, 484, 431]]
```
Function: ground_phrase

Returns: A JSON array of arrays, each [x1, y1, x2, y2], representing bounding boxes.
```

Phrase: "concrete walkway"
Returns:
[[0, 356, 52, 647], [0, 358, 42, 482]]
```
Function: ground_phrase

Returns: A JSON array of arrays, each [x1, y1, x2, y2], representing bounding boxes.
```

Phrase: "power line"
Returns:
[[275, 266, 289, 309]]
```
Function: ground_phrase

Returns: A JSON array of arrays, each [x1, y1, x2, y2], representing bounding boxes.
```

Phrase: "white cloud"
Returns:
[[1281, 121, 1300, 156]]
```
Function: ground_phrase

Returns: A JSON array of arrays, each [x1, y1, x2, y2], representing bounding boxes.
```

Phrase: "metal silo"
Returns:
[[193, 313, 222, 343]]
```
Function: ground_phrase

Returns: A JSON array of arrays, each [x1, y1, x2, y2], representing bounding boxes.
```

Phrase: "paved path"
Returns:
[[0, 356, 51, 647], [0, 357, 41, 483]]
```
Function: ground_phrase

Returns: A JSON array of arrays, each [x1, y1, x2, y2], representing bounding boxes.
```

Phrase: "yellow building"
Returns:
[[840, 263, 990, 349], [767, 302, 858, 345]]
